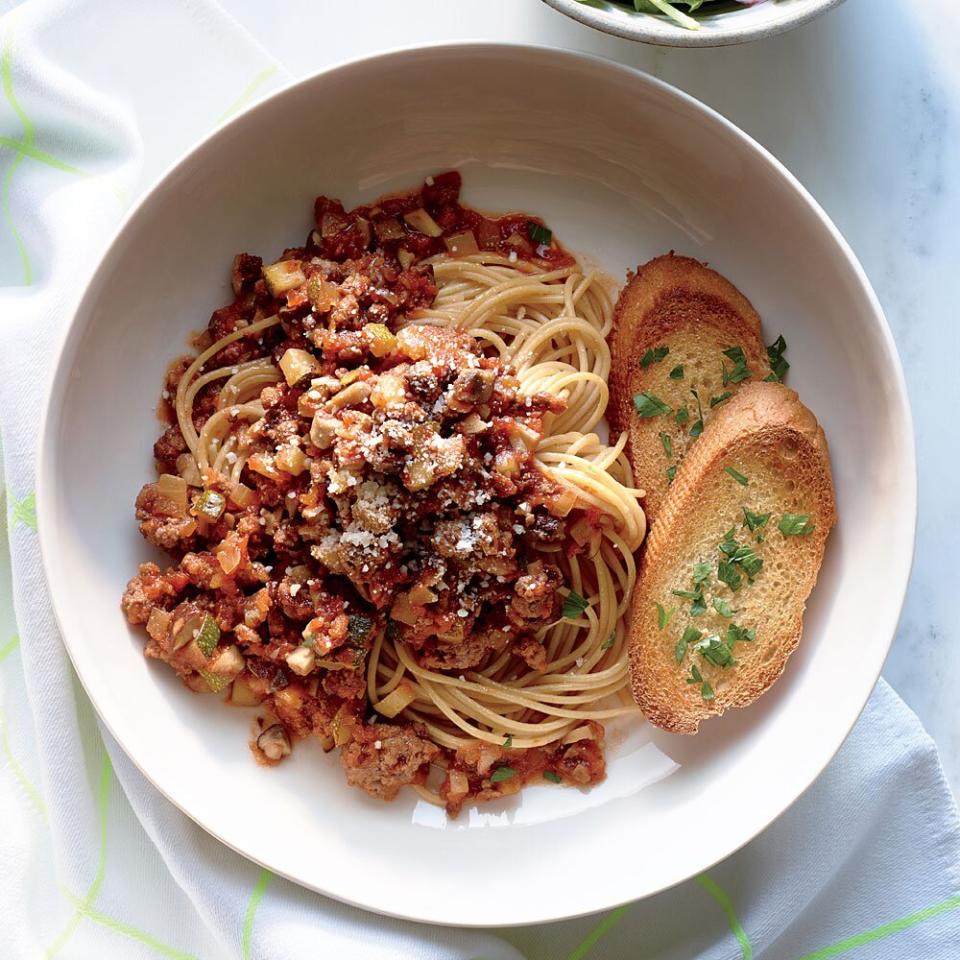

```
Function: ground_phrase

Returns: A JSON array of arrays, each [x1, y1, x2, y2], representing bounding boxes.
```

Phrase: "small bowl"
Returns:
[[542, 0, 847, 47]]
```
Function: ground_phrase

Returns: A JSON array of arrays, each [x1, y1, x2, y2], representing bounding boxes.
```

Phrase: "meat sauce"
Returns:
[[123, 173, 604, 815]]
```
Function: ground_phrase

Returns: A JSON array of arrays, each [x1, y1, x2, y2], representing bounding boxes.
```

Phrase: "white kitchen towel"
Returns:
[[1, 1, 959, 958]]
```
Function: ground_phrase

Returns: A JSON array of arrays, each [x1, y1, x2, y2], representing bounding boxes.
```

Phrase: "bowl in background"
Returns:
[[541, 0, 847, 47]]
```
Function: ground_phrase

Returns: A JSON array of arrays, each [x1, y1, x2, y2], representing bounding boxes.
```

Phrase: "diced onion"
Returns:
[[403, 208, 443, 237], [375, 680, 417, 719], [397, 248, 415, 270], [562, 724, 597, 745], [157, 473, 188, 512], [229, 675, 264, 707], [447, 770, 470, 800]]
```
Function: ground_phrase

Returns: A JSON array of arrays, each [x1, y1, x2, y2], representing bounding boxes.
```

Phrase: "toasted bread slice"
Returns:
[[628, 381, 835, 734], [609, 254, 771, 524]]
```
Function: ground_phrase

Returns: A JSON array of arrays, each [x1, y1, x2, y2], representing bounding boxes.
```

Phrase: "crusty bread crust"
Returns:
[[629, 381, 836, 734], [609, 254, 770, 523]]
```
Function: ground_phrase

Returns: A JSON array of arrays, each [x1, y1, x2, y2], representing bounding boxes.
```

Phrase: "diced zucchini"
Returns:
[[364, 323, 397, 358], [191, 489, 226, 521], [195, 614, 220, 657], [200, 670, 231, 693], [263, 260, 306, 297], [278, 348, 320, 386]]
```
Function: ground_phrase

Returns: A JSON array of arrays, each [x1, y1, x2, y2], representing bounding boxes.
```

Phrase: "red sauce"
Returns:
[[310, 170, 576, 270]]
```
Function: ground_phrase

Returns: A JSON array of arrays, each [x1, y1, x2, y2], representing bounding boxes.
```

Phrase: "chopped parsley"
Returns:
[[719, 530, 763, 580], [666, 465, 677, 484], [675, 406, 690, 426], [671, 586, 706, 617], [743, 508, 771, 532], [490, 766, 516, 783], [689, 388, 705, 438], [659, 431, 673, 458], [717, 559, 743, 592], [724, 466, 749, 486], [656, 602, 676, 630], [766, 334, 789, 382], [503, 735, 513, 748], [641, 345, 670, 368], [669, 364, 685, 380], [698, 633, 736, 668], [543, 770, 562, 784], [726, 623, 756, 647], [686, 664, 715, 700], [527, 221, 552, 245], [780, 513, 815, 536], [633, 391, 672, 417], [692, 562, 712, 584], [601, 632, 616, 651], [562, 591, 589, 619], [721, 346, 751, 385], [713, 598, 735, 618], [710, 391, 733, 408], [676, 626, 701, 664]]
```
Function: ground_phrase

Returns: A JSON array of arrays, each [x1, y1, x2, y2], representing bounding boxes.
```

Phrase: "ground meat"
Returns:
[[153, 425, 187, 470], [180, 551, 220, 589], [557, 734, 606, 786], [509, 564, 563, 626], [121, 562, 188, 624], [134, 483, 196, 550], [277, 576, 313, 620], [339, 723, 439, 801], [418, 625, 511, 671]]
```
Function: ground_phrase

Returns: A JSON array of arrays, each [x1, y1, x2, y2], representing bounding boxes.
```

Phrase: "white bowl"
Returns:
[[38, 43, 915, 926], [542, 0, 847, 47]]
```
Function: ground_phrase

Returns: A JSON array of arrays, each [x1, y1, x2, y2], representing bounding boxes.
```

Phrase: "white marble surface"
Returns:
[[223, 0, 960, 795]]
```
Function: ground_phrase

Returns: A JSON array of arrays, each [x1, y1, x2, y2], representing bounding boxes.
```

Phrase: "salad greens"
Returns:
[[590, 0, 766, 32]]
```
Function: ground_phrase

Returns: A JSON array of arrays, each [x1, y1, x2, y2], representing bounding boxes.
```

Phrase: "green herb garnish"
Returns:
[[656, 602, 676, 630], [779, 513, 815, 536], [721, 346, 751, 385], [743, 508, 771, 532], [543, 770, 562, 784], [666, 465, 677, 484], [527, 221, 552, 245], [710, 391, 732, 408], [675, 406, 690, 426], [490, 766, 516, 783], [641, 346, 669, 368], [633, 391, 672, 417], [503, 735, 513, 748], [686, 663, 715, 700], [692, 562, 712, 584], [698, 633, 736, 668], [676, 626, 701, 664], [726, 623, 756, 647], [713, 598, 735, 618], [659, 431, 673, 458], [601, 632, 616, 651], [689, 388, 705, 438], [766, 334, 789, 382], [669, 364, 685, 380], [717, 559, 742, 592], [562, 591, 589, 619], [724, 466, 749, 486]]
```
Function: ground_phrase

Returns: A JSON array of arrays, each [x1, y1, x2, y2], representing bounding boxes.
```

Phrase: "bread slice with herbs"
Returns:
[[609, 254, 782, 524], [628, 381, 835, 734]]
